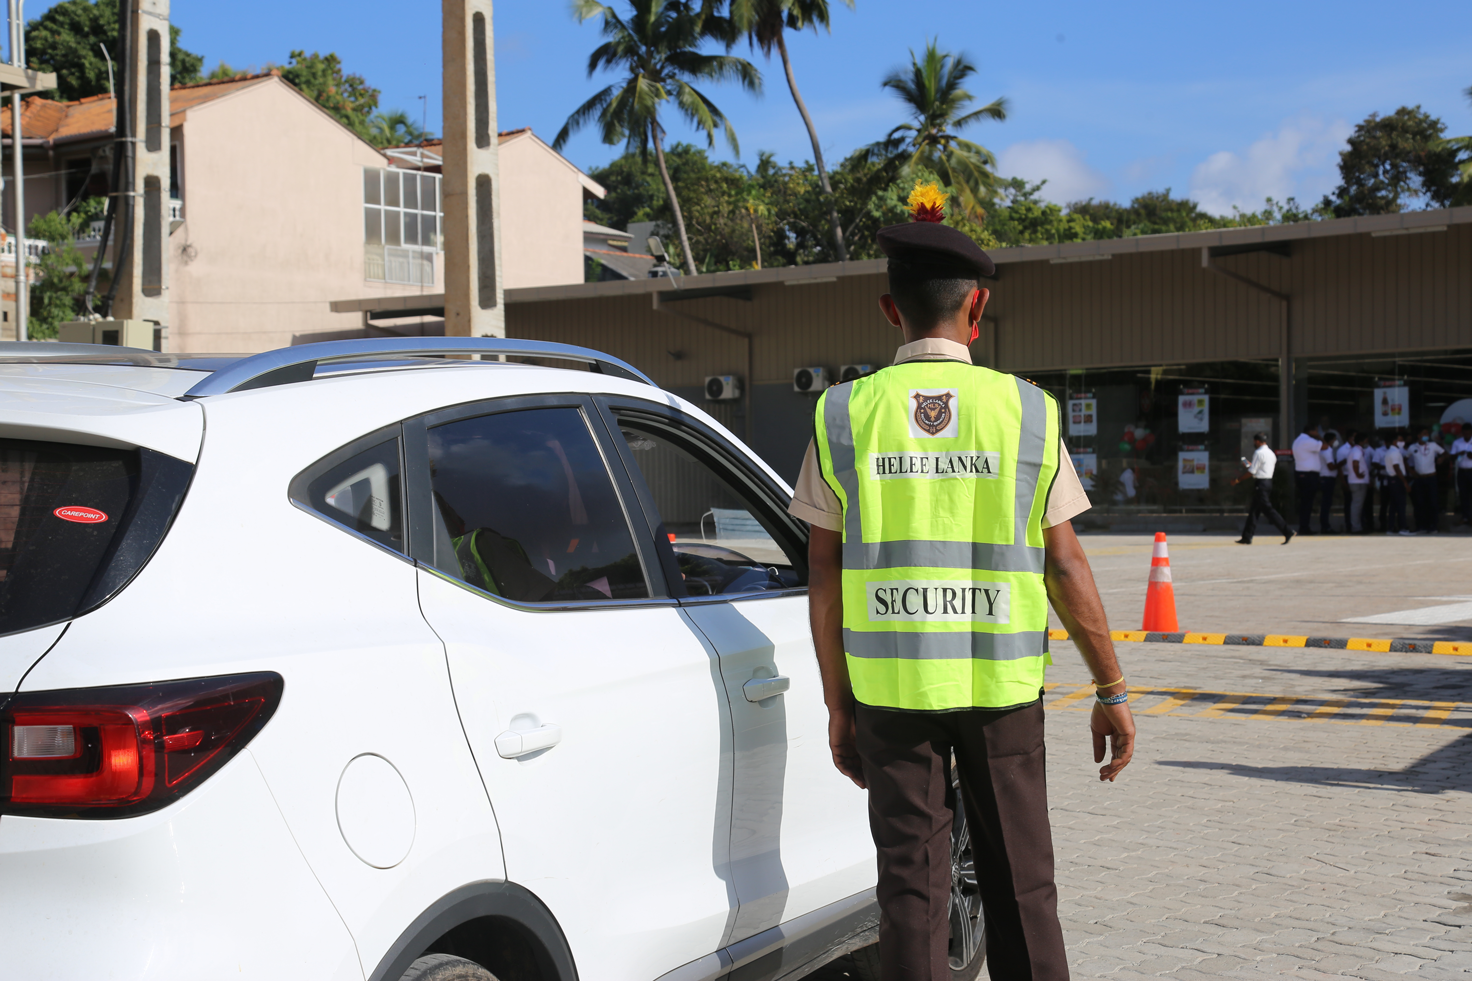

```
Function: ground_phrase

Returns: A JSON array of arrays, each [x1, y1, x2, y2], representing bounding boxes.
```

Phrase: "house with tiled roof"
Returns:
[[0, 73, 607, 351]]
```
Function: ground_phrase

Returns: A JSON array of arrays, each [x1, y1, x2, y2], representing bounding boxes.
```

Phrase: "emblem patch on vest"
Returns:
[[909, 389, 959, 438]]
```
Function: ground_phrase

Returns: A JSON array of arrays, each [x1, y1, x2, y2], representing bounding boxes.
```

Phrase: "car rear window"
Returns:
[[0, 438, 193, 637]]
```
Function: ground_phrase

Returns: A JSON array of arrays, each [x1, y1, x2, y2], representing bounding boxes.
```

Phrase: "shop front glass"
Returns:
[[1025, 360, 1283, 515]]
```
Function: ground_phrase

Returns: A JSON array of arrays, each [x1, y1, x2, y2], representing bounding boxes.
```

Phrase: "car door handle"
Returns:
[[743, 676, 791, 703], [494, 724, 563, 759]]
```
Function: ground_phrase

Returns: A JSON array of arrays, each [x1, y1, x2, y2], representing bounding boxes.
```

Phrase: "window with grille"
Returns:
[[364, 167, 442, 285]]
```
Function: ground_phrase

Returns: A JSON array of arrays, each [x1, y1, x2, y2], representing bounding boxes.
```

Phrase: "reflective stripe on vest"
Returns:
[[816, 362, 1058, 711]]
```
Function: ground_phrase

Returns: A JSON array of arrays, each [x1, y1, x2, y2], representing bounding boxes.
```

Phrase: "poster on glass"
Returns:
[[1071, 451, 1097, 491], [1374, 380, 1409, 429], [1179, 388, 1209, 433], [1068, 393, 1097, 437], [1178, 448, 1209, 489]]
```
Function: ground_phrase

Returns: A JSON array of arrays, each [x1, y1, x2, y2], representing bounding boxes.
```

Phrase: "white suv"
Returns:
[[0, 338, 983, 981]]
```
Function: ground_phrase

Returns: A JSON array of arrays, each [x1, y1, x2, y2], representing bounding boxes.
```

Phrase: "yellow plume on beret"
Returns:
[[906, 181, 947, 223]]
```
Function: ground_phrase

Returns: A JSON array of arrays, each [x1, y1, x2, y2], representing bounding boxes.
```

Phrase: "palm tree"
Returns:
[[862, 39, 1007, 219], [729, 0, 854, 261], [368, 109, 432, 148], [556, 0, 761, 276]]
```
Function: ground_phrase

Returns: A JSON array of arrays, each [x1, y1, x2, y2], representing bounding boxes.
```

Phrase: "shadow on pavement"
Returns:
[[1266, 665, 1472, 702], [1157, 731, 1472, 795]]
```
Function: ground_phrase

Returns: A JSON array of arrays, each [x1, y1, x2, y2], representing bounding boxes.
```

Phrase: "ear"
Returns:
[[878, 293, 903, 328], [969, 287, 990, 324]]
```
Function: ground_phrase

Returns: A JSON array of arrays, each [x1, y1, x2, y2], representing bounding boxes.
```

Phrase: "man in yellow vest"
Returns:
[[789, 184, 1136, 980]]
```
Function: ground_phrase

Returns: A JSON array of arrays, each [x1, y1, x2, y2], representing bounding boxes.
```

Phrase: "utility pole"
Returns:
[[441, 0, 504, 337], [60, 0, 169, 350], [0, 3, 51, 342], [9, 0, 26, 341]]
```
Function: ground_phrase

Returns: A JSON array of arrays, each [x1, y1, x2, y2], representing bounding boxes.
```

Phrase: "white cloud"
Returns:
[[1189, 116, 1352, 215], [996, 139, 1110, 203]]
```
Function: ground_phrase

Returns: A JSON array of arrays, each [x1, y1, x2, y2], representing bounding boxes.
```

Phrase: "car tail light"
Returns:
[[1, 672, 283, 819]]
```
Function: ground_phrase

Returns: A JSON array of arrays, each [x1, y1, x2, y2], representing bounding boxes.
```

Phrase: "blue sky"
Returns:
[[34, 0, 1472, 214]]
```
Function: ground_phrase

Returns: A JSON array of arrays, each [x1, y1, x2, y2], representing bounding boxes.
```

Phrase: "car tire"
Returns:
[[847, 756, 986, 981], [399, 953, 498, 981]]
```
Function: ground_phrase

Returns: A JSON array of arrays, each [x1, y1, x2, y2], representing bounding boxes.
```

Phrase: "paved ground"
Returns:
[[815, 533, 1472, 979], [1055, 531, 1472, 643]]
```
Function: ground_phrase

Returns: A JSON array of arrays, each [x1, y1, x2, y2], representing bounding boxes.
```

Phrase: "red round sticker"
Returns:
[[53, 506, 109, 524]]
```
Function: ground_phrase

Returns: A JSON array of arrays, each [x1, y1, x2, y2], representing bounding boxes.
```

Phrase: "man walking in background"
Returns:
[[1345, 432, 1370, 534], [1336, 430, 1358, 532], [1234, 432, 1293, 545], [1292, 424, 1324, 534], [1409, 427, 1444, 534]]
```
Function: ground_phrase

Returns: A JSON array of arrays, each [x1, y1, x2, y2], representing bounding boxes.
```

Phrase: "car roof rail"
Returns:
[[180, 337, 658, 398]]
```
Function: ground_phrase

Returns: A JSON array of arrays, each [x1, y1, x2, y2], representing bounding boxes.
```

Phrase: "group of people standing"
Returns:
[[1290, 422, 1472, 535]]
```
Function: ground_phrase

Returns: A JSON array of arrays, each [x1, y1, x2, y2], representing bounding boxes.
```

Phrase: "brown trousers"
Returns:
[[855, 699, 1068, 981]]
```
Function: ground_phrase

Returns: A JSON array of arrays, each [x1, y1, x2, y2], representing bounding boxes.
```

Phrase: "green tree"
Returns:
[[26, 198, 105, 340], [729, 0, 854, 261], [1320, 106, 1462, 217], [367, 109, 433, 148], [859, 39, 1007, 219], [1433, 85, 1472, 206], [206, 61, 243, 81], [980, 178, 1115, 247], [25, 0, 203, 102], [280, 50, 380, 141], [1067, 189, 1229, 238], [556, 0, 761, 276]]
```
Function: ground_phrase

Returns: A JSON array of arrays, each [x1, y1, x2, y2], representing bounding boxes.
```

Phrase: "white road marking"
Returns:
[[1343, 601, 1472, 625]]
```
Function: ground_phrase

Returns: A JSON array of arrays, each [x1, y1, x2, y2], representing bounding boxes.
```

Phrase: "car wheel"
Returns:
[[399, 953, 498, 981], [847, 756, 986, 981], [946, 755, 986, 981]]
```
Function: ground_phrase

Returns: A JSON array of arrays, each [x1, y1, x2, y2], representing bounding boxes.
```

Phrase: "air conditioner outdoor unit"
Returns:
[[793, 367, 829, 393], [705, 375, 742, 401], [840, 364, 875, 383]]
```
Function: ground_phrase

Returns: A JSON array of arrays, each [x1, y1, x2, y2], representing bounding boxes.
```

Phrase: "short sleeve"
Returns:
[[1042, 443, 1090, 529], [787, 439, 843, 532]]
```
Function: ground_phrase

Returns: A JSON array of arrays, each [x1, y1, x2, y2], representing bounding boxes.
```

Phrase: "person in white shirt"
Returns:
[[1335, 431, 1357, 532], [1382, 434, 1411, 535], [1408, 427, 1445, 533], [1369, 438, 1388, 532], [1318, 431, 1340, 534], [1452, 423, 1472, 525], [1233, 433, 1292, 544], [1345, 432, 1370, 534], [1291, 424, 1325, 534]]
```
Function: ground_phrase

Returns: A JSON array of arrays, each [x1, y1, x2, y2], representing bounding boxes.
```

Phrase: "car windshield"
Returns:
[[0, 438, 193, 636]]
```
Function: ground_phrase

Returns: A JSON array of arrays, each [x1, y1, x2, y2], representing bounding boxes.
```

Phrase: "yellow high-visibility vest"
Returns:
[[815, 361, 1059, 711]]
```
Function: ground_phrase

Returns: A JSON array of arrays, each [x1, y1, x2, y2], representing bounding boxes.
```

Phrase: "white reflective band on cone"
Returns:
[[1152, 540, 1170, 559], [1149, 565, 1173, 583]]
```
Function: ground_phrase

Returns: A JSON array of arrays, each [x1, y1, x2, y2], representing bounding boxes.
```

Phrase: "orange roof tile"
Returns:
[[2, 72, 277, 144]]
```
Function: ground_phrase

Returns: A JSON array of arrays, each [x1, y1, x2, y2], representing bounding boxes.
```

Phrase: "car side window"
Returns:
[[612, 415, 807, 596], [426, 407, 650, 603], [300, 437, 405, 553]]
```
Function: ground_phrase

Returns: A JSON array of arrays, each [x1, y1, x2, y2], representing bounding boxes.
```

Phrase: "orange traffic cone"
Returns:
[[1141, 532, 1180, 631]]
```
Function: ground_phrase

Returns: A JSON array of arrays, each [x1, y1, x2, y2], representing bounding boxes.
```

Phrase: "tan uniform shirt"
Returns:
[[788, 337, 1091, 532]]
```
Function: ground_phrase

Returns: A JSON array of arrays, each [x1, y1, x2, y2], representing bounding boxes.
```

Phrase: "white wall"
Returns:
[[169, 79, 443, 354]]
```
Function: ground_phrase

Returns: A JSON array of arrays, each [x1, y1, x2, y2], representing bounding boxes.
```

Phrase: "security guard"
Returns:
[[791, 183, 1136, 981]]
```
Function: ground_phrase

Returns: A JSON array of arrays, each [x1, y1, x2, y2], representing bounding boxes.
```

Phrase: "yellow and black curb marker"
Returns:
[[1047, 629, 1472, 657], [1042, 683, 1471, 730]]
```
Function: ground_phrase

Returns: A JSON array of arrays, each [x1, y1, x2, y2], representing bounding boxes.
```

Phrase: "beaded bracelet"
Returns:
[[1096, 690, 1130, 706]]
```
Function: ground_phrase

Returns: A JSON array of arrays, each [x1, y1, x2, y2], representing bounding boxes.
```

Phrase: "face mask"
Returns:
[[1421, 436, 1430, 443], [1397, 441, 1405, 448]]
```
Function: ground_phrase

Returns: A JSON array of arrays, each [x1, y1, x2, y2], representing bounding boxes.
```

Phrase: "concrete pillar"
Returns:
[[110, 0, 170, 342], [441, 0, 504, 337]]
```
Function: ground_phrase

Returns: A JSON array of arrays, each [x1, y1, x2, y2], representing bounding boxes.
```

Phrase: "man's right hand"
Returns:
[[828, 706, 866, 789]]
